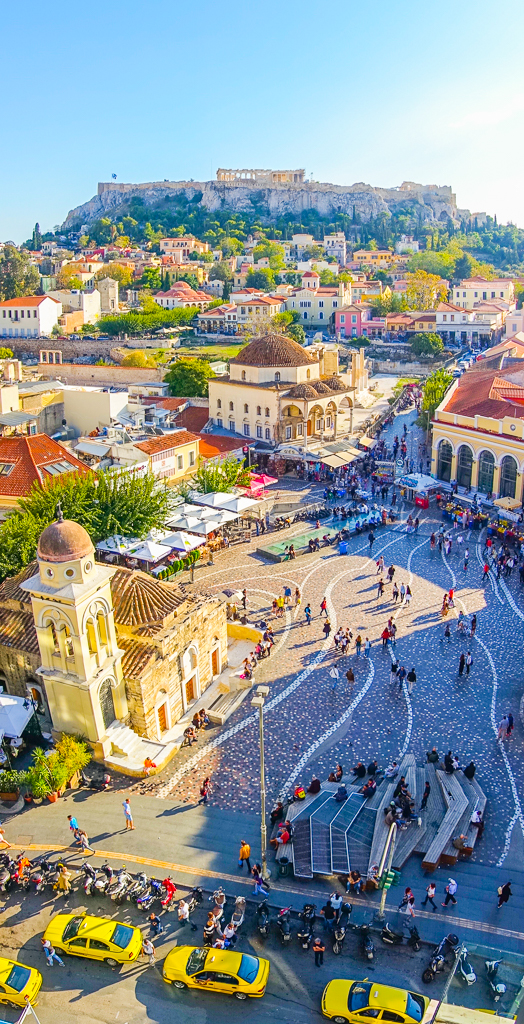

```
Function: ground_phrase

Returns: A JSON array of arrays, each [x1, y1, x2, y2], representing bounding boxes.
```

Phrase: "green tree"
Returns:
[[121, 350, 156, 367], [192, 456, 251, 494], [139, 267, 163, 291], [301, 245, 324, 261], [288, 322, 306, 345], [32, 223, 42, 251], [421, 368, 454, 431], [209, 262, 234, 283], [252, 241, 285, 271], [0, 246, 40, 300], [95, 263, 133, 288], [319, 269, 338, 285], [164, 358, 214, 397], [452, 253, 474, 282], [405, 270, 448, 310], [410, 332, 444, 357], [0, 348, 13, 358], [246, 268, 276, 291], [177, 273, 199, 291], [407, 251, 455, 278], [90, 218, 114, 245]]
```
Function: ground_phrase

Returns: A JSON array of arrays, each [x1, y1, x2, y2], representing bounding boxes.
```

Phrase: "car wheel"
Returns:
[[105, 958, 119, 968], [234, 992, 248, 1000], [333, 1016, 348, 1023], [173, 980, 187, 990]]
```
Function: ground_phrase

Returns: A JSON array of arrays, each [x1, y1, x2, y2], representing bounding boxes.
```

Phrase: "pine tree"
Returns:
[[32, 223, 42, 251]]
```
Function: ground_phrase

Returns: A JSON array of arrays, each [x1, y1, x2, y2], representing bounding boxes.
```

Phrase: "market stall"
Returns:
[[398, 473, 446, 508]]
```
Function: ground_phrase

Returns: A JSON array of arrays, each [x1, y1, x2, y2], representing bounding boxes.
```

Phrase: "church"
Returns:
[[0, 513, 227, 771]]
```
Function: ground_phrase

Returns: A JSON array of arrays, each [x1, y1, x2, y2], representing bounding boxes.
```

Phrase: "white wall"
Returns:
[[62, 387, 129, 434]]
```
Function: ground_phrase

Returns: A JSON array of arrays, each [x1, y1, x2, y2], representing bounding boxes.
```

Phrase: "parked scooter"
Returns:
[[0, 853, 12, 893], [297, 903, 316, 950], [277, 906, 292, 943], [257, 900, 270, 938], [360, 922, 375, 961], [381, 921, 404, 946], [209, 887, 226, 922], [457, 947, 476, 986], [485, 960, 506, 1001], [422, 933, 460, 983], [82, 862, 98, 897], [126, 871, 149, 904], [137, 877, 163, 911], [185, 887, 204, 916], [94, 863, 114, 895], [107, 867, 133, 904], [332, 904, 352, 955], [231, 896, 246, 931]]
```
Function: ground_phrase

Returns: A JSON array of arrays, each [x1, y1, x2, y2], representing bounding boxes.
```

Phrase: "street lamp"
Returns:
[[251, 685, 270, 882]]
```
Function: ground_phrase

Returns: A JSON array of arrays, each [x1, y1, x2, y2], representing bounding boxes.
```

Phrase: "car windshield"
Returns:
[[111, 924, 134, 949], [406, 994, 424, 1022], [349, 983, 372, 1011], [237, 955, 259, 984], [186, 949, 208, 977], [6, 966, 31, 993], [63, 917, 83, 942]]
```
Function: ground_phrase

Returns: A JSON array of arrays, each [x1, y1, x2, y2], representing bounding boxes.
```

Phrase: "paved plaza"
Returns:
[[140, 411, 524, 874]]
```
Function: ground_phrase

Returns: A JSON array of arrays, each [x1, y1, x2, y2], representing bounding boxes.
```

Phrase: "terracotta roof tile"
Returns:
[[0, 609, 39, 655], [441, 364, 524, 422], [118, 636, 158, 678], [0, 296, 59, 307], [0, 561, 37, 606], [197, 435, 251, 457], [175, 407, 209, 432], [111, 568, 186, 627], [0, 435, 89, 498], [231, 332, 317, 368], [134, 431, 199, 456]]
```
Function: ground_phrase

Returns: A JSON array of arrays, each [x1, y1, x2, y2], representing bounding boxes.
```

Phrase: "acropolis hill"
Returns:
[[63, 169, 471, 229]]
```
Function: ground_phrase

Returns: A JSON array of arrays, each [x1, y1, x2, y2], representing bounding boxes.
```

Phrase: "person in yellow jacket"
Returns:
[[238, 840, 251, 873]]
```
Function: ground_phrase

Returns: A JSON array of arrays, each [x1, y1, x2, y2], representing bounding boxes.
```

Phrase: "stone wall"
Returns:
[[39, 362, 163, 386], [0, 643, 41, 700]]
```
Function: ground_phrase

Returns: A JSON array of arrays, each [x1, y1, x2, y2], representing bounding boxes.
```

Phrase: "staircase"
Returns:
[[104, 721, 177, 776]]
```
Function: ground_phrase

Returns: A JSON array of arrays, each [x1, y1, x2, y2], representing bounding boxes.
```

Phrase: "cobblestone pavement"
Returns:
[[141, 410, 524, 869]]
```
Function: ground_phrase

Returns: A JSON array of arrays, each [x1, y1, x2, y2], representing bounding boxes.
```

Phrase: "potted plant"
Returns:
[[0, 769, 27, 802], [26, 748, 68, 802], [55, 734, 92, 789]]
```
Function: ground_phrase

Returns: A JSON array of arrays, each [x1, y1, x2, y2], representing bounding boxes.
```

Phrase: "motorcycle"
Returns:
[[137, 877, 163, 912], [82, 862, 98, 897], [360, 922, 375, 960], [457, 947, 476, 986], [93, 862, 114, 895], [332, 903, 352, 955], [277, 906, 292, 943], [485, 960, 506, 1001], [126, 871, 149, 904], [381, 921, 404, 946], [185, 887, 204, 916], [107, 867, 133, 904], [0, 853, 12, 893], [209, 886, 226, 922], [257, 900, 270, 938], [297, 903, 316, 950], [231, 896, 246, 931], [422, 933, 460, 983]]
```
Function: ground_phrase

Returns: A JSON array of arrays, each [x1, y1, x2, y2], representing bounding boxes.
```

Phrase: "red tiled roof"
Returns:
[[142, 397, 187, 411], [0, 609, 39, 655], [175, 406, 209, 432], [0, 560, 37, 606], [134, 431, 199, 456], [441, 364, 524, 422], [0, 296, 60, 307], [198, 435, 252, 458], [111, 567, 186, 626], [119, 636, 158, 678], [0, 435, 89, 498]]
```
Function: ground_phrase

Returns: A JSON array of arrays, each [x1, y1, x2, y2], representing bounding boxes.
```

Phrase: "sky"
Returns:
[[2, 0, 524, 242]]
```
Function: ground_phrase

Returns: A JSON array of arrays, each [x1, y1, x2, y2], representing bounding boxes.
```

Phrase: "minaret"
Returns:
[[21, 510, 128, 756]]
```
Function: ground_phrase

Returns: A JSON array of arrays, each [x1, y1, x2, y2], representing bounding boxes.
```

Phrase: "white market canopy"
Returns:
[[96, 535, 141, 554], [398, 473, 439, 491], [168, 515, 208, 533], [166, 503, 212, 523], [0, 695, 34, 739], [218, 495, 260, 513], [162, 531, 206, 552], [183, 519, 221, 536], [127, 540, 172, 564], [191, 491, 239, 508]]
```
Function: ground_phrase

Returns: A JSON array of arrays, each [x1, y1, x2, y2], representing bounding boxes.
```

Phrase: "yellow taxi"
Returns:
[[322, 979, 429, 1024], [0, 956, 42, 1007], [163, 946, 270, 1000], [43, 913, 142, 967]]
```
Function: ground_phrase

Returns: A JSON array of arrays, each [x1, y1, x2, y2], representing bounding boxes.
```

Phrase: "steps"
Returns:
[[330, 793, 365, 874], [104, 721, 176, 775]]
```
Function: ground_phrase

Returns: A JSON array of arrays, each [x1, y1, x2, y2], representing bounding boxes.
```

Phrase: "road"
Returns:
[[0, 869, 519, 1024]]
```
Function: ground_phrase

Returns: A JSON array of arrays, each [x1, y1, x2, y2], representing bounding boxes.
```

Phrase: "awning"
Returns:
[[321, 453, 358, 468], [358, 436, 377, 449], [0, 695, 34, 739], [493, 495, 521, 510], [74, 440, 111, 457], [0, 411, 37, 427], [161, 531, 206, 552]]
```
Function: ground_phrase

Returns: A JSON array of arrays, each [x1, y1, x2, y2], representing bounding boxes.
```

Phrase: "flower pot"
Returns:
[[66, 771, 80, 790], [0, 790, 19, 802], [47, 792, 59, 803]]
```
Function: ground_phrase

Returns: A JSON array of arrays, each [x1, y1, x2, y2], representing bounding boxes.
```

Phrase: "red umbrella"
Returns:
[[250, 473, 278, 486]]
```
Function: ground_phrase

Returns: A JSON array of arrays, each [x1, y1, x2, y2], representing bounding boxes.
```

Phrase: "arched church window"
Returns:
[[86, 619, 97, 656]]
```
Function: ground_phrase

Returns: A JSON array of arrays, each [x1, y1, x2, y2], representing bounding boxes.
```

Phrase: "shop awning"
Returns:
[[493, 496, 521, 510], [321, 453, 358, 468], [358, 436, 377, 449]]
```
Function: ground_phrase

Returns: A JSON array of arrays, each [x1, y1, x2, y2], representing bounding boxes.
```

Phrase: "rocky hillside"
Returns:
[[63, 178, 464, 230]]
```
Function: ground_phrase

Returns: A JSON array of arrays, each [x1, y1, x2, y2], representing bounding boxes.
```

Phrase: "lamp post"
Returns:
[[251, 685, 270, 882]]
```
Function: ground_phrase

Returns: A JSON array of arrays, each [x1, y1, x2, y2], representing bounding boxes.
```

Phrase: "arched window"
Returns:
[[86, 618, 97, 656], [97, 612, 108, 651], [478, 450, 495, 495], [62, 624, 74, 659], [500, 455, 517, 499], [257, 405, 261, 415], [437, 439, 452, 483], [457, 444, 473, 489], [307, 369, 311, 379], [217, 399, 222, 409], [244, 403, 249, 413], [48, 622, 59, 655], [229, 401, 234, 411], [265, 407, 270, 417], [275, 372, 281, 382], [241, 370, 246, 380]]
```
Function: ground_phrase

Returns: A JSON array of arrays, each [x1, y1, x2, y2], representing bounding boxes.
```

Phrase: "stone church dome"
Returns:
[[231, 333, 317, 368], [38, 517, 94, 563]]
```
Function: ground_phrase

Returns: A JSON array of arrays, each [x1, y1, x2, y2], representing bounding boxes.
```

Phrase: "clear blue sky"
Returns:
[[3, 0, 524, 242]]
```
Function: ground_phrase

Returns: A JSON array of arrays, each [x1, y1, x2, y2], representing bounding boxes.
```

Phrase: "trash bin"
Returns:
[[279, 858, 290, 877], [339, 541, 348, 555]]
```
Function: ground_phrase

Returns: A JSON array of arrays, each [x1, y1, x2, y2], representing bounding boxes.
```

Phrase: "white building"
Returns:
[[505, 309, 524, 336], [324, 233, 347, 264], [0, 295, 62, 338], [97, 278, 119, 313], [286, 272, 352, 327], [452, 276, 515, 309], [62, 386, 130, 436], [48, 289, 101, 324]]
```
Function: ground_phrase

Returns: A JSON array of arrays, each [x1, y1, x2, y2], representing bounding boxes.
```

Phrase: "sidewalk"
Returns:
[[6, 788, 524, 962]]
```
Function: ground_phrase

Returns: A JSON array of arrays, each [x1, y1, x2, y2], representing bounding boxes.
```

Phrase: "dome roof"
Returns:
[[323, 376, 348, 392], [311, 381, 332, 394], [38, 518, 94, 563], [285, 383, 319, 399], [231, 333, 317, 368]]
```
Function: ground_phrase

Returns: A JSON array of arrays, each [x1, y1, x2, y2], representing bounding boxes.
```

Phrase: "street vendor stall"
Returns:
[[398, 473, 445, 509]]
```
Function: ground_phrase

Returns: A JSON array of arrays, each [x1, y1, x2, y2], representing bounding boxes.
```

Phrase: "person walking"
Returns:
[[238, 839, 251, 873], [330, 665, 340, 691], [458, 653, 465, 676], [482, 562, 490, 582], [283, 586, 292, 605], [463, 547, 469, 572], [397, 665, 407, 691], [421, 882, 437, 912], [242, 589, 247, 610], [77, 830, 94, 855], [305, 604, 312, 625], [178, 898, 198, 931], [355, 635, 362, 657], [400, 582, 406, 602], [507, 713, 514, 738], [295, 587, 301, 608], [346, 667, 355, 687], [313, 936, 325, 967], [149, 913, 163, 936], [67, 815, 79, 842], [142, 937, 156, 966], [398, 887, 415, 916], [377, 579, 384, 599], [364, 637, 371, 657], [41, 938, 65, 967], [497, 881, 512, 909], [122, 798, 134, 830], [323, 619, 331, 639], [442, 878, 458, 907], [470, 614, 477, 638], [465, 651, 473, 676], [320, 597, 328, 617], [405, 585, 412, 607], [497, 716, 509, 741], [55, 864, 72, 895], [420, 781, 431, 810], [392, 582, 399, 603], [407, 667, 416, 694], [198, 777, 211, 805], [252, 864, 269, 896], [368, 530, 375, 552], [0, 823, 11, 849]]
